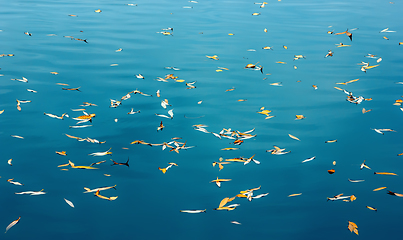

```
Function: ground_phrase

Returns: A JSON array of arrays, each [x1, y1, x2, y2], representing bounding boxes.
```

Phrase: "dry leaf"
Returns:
[[348, 221, 358, 235], [328, 169, 335, 174], [288, 134, 300, 141]]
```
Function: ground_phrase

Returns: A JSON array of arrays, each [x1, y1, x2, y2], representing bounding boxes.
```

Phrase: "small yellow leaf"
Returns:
[[348, 221, 358, 235], [288, 134, 300, 141], [373, 187, 387, 191], [366, 206, 377, 211], [328, 169, 335, 174], [374, 172, 397, 176]]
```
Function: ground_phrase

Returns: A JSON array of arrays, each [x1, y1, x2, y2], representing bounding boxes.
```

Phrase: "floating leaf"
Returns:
[[366, 206, 377, 211], [5, 216, 20, 233], [64, 198, 75, 208], [373, 187, 387, 191], [288, 193, 302, 197], [374, 172, 397, 176], [348, 221, 358, 235], [288, 134, 300, 141]]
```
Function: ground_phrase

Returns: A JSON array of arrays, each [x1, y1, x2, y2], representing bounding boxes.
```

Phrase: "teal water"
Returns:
[[1, 0, 402, 239]]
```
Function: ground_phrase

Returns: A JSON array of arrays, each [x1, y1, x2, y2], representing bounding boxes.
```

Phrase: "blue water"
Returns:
[[1, 0, 403, 239]]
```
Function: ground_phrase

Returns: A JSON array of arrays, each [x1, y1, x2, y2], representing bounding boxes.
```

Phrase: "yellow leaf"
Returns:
[[364, 64, 379, 69], [366, 206, 377, 211], [348, 221, 358, 235], [288, 134, 300, 141], [206, 55, 219, 60], [288, 193, 302, 197], [346, 78, 359, 84], [257, 109, 271, 115], [218, 197, 229, 208], [221, 148, 239, 151], [328, 169, 335, 174], [373, 187, 387, 191]]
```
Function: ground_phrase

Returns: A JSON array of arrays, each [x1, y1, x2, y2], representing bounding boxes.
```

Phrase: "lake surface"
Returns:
[[1, 0, 402, 239]]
